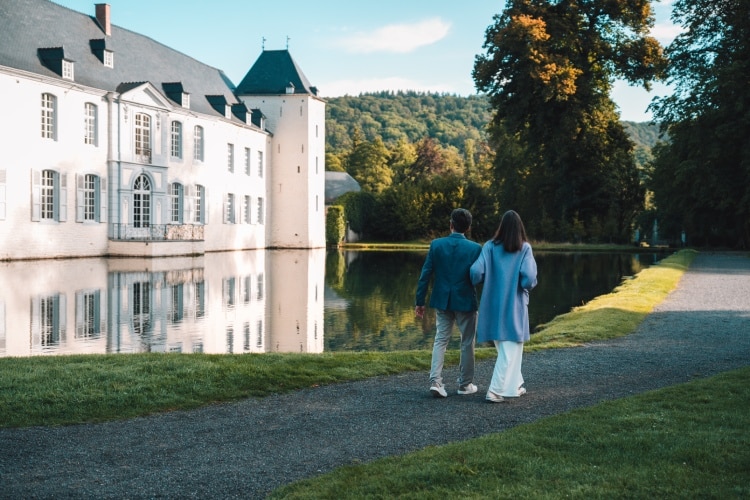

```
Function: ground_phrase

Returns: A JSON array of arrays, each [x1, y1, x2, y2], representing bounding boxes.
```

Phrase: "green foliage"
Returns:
[[473, 0, 666, 243], [326, 206, 346, 247], [649, 0, 750, 248], [337, 191, 376, 236], [326, 91, 493, 157]]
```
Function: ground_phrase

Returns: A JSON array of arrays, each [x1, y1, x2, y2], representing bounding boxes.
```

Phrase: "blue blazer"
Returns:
[[415, 232, 482, 312]]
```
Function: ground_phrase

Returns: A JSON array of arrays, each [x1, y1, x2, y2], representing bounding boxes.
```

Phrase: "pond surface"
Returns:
[[0, 249, 666, 357]]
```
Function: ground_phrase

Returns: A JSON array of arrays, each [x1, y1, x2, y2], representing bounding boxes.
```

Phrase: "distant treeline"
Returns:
[[325, 91, 661, 166]]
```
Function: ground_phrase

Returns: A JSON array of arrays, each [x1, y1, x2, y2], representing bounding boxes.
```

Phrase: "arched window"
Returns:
[[41, 93, 56, 140], [133, 174, 151, 228], [170, 121, 182, 158], [193, 126, 204, 161], [134, 113, 151, 162]]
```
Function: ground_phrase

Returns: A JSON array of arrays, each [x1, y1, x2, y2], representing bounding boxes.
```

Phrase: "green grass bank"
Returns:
[[1, 249, 695, 429]]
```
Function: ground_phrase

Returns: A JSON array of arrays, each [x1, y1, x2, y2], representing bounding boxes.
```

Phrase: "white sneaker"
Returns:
[[457, 383, 478, 395], [430, 384, 448, 398], [485, 391, 505, 403]]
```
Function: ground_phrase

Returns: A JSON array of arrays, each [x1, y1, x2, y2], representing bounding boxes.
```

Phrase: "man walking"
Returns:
[[415, 208, 482, 398]]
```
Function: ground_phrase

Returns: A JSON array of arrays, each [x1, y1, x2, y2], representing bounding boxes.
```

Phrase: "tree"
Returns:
[[345, 137, 393, 194], [473, 0, 666, 242], [649, 0, 750, 248]]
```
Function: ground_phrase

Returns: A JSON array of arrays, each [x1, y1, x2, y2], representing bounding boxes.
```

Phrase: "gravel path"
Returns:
[[1, 252, 749, 499]]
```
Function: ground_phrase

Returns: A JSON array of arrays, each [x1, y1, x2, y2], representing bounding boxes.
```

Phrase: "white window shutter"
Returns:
[[31, 170, 41, 221], [59, 173, 67, 222], [76, 174, 84, 222], [99, 177, 107, 223]]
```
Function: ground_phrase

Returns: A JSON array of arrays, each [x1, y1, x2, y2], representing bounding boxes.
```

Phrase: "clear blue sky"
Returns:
[[53, 0, 680, 122]]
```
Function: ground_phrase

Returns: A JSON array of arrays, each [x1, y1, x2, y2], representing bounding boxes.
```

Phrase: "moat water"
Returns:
[[0, 249, 667, 357]]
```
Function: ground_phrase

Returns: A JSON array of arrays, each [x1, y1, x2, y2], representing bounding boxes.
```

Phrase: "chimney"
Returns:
[[95, 4, 111, 36]]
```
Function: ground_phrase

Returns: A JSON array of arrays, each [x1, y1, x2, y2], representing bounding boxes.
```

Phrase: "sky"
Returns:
[[53, 0, 681, 122]]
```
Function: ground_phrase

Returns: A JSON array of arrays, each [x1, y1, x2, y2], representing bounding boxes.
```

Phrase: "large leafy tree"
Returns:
[[649, 0, 750, 248], [474, 0, 665, 242]]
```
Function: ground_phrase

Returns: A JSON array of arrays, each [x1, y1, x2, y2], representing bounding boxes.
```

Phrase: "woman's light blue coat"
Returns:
[[470, 241, 538, 342]]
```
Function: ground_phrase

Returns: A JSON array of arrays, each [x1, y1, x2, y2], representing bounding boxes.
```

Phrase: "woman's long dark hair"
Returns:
[[491, 210, 528, 252]]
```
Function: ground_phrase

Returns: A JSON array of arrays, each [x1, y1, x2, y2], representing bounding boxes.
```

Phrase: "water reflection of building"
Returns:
[[0, 250, 325, 357]]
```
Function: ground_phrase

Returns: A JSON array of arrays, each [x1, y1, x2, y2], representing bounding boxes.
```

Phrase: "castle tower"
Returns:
[[235, 50, 326, 249]]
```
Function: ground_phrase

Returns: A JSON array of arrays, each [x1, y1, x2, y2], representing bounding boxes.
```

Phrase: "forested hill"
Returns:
[[325, 91, 661, 159]]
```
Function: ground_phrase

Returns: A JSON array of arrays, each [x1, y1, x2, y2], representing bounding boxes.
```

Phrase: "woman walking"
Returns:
[[470, 210, 537, 403]]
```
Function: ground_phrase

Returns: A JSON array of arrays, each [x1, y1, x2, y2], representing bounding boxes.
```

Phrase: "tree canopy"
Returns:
[[649, 0, 750, 248], [473, 0, 666, 242]]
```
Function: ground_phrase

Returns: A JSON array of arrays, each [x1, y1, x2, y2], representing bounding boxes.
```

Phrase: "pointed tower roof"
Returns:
[[236, 49, 318, 96]]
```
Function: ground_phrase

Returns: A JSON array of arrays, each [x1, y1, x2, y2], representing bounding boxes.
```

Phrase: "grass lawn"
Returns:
[[0, 249, 696, 428]]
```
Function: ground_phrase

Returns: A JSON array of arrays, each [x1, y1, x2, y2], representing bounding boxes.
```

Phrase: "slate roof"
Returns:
[[236, 49, 318, 96], [325, 172, 361, 204], [0, 0, 244, 119]]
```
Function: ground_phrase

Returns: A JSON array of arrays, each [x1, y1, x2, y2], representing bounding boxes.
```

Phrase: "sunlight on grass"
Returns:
[[270, 366, 750, 499], [528, 249, 697, 350]]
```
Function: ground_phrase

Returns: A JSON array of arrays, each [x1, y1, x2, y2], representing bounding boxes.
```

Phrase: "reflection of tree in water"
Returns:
[[324, 250, 668, 351], [326, 250, 455, 351]]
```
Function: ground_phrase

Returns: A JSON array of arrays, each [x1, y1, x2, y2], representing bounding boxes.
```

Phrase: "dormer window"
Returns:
[[285, 82, 295, 94], [103, 50, 114, 68], [62, 60, 74, 80], [90, 39, 114, 68], [162, 82, 190, 109], [38, 47, 74, 80], [206, 95, 232, 120]]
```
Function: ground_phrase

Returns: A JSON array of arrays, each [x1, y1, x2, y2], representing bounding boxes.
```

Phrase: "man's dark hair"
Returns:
[[450, 208, 472, 234]]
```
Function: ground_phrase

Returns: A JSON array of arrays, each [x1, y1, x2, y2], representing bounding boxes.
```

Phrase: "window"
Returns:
[[243, 195, 251, 224], [170, 121, 182, 158], [103, 50, 114, 68], [168, 284, 184, 323], [62, 60, 74, 80], [244, 147, 251, 175], [75, 174, 105, 223], [242, 276, 251, 304], [169, 182, 183, 223], [33, 294, 66, 348], [193, 126, 204, 161], [132, 282, 151, 336], [84, 103, 97, 145], [41, 170, 56, 220], [256, 273, 264, 300], [257, 151, 264, 178], [135, 113, 151, 161], [227, 144, 234, 172], [83, 174, 96, 221], [32, 169, 66, 222], [41, 93, 56, 140], [75, 290, 102, 339], [133, 174, 151, 228], [257, 197, 264, 225], [225, 193, 235, 224], [223, 277, 236, 309], [194, 184, 205, 223], [194, 280, 205, 318]]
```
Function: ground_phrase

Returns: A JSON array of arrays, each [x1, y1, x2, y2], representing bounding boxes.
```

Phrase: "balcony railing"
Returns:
[[135, 148, 152, 164], [111, 223, 204, 241]]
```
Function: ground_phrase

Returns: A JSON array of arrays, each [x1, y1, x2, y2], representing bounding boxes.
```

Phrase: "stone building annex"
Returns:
[[0, 0, 326, 261]]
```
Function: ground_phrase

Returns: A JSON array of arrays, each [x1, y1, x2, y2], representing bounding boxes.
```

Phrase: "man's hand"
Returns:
[[415, 305, 425, 319]]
